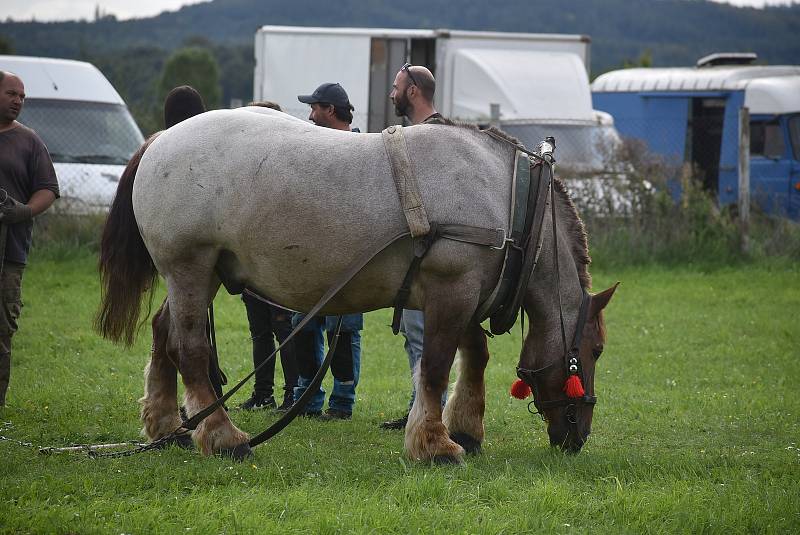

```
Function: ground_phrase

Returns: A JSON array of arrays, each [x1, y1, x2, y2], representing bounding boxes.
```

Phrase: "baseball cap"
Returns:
[[297, 82, 354, 110]]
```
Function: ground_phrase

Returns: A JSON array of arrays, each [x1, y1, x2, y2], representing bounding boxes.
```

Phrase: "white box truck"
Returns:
[[253, 26, 618, 174], [0, 55, 145, 213]]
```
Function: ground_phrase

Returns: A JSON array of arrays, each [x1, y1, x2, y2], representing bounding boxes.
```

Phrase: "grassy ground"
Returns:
[[0, 249, 798, 534]]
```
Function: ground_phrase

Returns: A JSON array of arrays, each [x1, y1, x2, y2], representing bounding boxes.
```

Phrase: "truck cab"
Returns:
[[592, 54, 800, 219]]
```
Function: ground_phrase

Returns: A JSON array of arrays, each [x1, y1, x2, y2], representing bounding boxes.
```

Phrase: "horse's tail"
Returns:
[[95, 133, 161, 346]]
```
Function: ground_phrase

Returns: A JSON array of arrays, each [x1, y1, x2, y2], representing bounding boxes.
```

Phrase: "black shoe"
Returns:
[[276, 395, 295, 413], [319, 408, 352, 421], [379, 412, 409, 430], [237, 393, 276, 411]]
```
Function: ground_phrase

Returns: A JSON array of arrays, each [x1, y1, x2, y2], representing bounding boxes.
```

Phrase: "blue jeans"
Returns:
[[400, 309, 446, 409], [292, 313, 362, 414]]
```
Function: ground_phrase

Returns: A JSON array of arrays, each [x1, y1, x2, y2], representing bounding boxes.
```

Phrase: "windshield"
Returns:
[[790, 115, 800, 161], [18, 99, 144, 165], [499, 122, 620, 173]]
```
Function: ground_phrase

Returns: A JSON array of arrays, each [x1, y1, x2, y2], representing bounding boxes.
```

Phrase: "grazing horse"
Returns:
[[96, 108, 616, 462]]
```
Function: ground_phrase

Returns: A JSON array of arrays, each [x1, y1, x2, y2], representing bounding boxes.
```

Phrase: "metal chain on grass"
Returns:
[[0, 420, 159, 457], [0, 421, 34, 449]]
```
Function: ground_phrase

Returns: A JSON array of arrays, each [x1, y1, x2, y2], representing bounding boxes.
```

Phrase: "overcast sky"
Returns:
[[0, 0, 794, 22]]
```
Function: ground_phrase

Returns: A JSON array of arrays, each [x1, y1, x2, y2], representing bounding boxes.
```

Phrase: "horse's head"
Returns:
[[519, 284, 617, 453]]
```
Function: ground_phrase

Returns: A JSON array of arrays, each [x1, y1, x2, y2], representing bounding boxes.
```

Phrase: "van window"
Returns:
[[789, 115, 800, 160], [750, 119, 785, 159], [18, 99, 144, 165]]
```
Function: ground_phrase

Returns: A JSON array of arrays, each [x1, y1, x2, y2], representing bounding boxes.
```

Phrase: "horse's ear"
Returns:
[[589, 282, 619, 318]]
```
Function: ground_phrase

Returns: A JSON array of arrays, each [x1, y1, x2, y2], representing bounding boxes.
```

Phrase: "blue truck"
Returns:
[[592, 53, 800, 219]]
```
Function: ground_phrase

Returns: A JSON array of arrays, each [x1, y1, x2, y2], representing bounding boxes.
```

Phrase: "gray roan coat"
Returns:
[[97, 107, 615, 463]]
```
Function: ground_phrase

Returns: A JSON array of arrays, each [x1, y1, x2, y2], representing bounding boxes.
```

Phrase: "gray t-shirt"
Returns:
[[0, 123, 60, 264]]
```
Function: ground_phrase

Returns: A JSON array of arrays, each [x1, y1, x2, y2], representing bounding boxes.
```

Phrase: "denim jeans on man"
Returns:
[[400, 309, 446, 408], [292, 313, 362, 414]]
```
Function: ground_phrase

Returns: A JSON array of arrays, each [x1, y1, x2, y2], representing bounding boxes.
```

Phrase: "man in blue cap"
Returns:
[[298, 82, 359, 132], [292, 82, 363, 420]]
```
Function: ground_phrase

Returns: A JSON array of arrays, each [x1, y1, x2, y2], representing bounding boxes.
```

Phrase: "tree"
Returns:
[[623, 49, 653, 69], [0, 35, 13, 54], [158, 47, 222, 111]]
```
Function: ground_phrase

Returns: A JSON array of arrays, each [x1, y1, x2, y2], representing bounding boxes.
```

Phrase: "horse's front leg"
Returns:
[[442, 322, 489, 454], [404, 279, 479, 464]]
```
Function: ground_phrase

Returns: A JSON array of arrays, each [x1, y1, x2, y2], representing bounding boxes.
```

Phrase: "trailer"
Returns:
[[592, 53, 800, 219], [254, 26, 618, 173]]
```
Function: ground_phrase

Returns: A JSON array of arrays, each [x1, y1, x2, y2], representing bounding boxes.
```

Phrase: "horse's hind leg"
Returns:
[[404, 278, 479, 464], [140, 299, 192, 449], [166, 264, 250, 458], [442, 322, 489, 455], [140, 299, 179, 440]]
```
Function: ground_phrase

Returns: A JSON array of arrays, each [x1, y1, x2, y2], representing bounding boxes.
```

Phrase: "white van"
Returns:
[[0, 55, 144, 213]]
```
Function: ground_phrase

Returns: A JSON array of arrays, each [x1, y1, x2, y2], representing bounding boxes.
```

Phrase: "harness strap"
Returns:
[[382, 125, 431, 237], [439, 224, 508, 249], [390, 222, 510, 334], [391, 223, 440, 334]]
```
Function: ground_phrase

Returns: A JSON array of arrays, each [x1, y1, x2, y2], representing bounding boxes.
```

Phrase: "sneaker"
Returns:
[[276, 396, 295, 413], [379, 412, 409, 430], [319, 408, 352, 421], [237, 393, 276, 411]]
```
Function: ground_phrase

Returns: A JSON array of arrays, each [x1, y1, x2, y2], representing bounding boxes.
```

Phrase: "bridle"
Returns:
[[514, 149, 598, 428], [516, 288, 597, 424]]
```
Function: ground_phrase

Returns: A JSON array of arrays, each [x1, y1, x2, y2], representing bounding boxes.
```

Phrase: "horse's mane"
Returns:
[[446, 120, 524, 147], [552, 178, 592, 289], [430, 120, 592, 289]]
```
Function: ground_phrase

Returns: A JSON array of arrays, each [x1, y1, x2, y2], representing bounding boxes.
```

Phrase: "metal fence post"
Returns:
[[738, 107, 750, 254], [489, 103, 501, 129]]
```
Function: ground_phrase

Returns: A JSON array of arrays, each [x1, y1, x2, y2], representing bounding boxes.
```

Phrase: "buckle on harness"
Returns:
[[490, 228, 514, 250]]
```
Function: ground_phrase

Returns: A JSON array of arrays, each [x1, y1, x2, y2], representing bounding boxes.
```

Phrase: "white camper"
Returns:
[[254, 26, 617, 173], [0, 55, 144, 213]]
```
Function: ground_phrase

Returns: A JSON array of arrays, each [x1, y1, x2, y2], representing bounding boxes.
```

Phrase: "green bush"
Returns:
[[575, 138, 800, 268], [31, 212, 105, 261]]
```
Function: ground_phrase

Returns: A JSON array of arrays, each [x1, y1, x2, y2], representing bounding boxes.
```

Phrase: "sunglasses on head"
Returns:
[[401, 63, 420, 87]]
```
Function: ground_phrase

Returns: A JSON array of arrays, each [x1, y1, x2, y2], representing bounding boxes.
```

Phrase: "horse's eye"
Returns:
[[592, 346, 603, 360]]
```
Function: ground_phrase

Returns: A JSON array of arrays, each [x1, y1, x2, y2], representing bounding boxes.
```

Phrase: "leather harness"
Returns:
[[382, 126, 554, 336]]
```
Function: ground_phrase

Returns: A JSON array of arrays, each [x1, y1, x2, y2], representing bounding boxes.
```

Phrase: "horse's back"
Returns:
[[132, 110, 512, 310]]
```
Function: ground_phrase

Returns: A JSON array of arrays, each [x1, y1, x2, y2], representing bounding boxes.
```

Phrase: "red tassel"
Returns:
[[563, 375, 585, 398], [510, 379, 532, 399]]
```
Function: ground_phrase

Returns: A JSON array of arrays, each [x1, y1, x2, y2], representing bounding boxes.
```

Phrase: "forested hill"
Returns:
[[3, 0, 799, 72], [2, 0, 798, 133]]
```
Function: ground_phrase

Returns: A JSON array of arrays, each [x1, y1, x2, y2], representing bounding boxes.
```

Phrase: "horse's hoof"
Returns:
[[217, 442, 253, 462], [170, 433, 195, 450], [433, 454, 464, 465], [151, 433, 195, 451], [450, 432, 482, 455]]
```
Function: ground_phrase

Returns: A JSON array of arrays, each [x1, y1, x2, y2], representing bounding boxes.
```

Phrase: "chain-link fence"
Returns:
[[18, 99, 144, 215], [22, 95, 796, 225]]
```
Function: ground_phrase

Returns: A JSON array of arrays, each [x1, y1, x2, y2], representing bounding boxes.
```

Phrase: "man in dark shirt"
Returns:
[[0, 70, 59, 406], [389, 63, 445, 126], [381, 63, 446, 430], [292, 82, 363, 420]]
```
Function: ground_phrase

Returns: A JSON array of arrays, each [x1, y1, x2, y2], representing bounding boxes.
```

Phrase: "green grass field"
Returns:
[[1, 250, 798, 534]]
